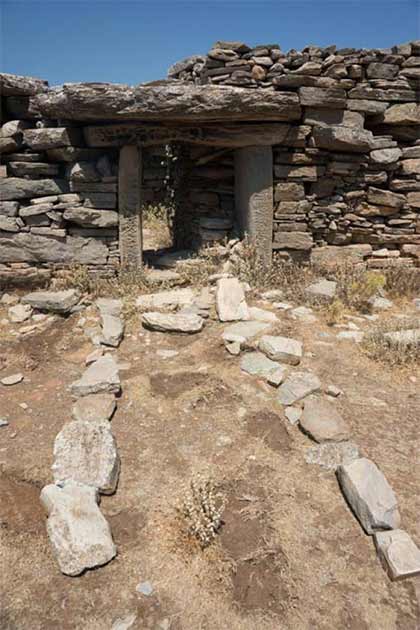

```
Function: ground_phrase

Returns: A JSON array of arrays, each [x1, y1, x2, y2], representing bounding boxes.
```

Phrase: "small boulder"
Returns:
[[305, 279, 337, 303], [70, 355, 121, 397], [240, 352, 283, 379], [337, 457, 400, 535], [216, 277, 250, 322], [72, 393, 116, 423], [374, 529, 420, 581], [299, 395, 350, 443], [136, 288, 194, 310], [8, 303, 32, 323], [142, 311, 204, 333], [40, 481, 116, 576], [52, 420, 120, 494], [277, 371, 321, 406], [1, 373, 24, 386], [259, 335, 303, 365], [22, 289, 80, 314]]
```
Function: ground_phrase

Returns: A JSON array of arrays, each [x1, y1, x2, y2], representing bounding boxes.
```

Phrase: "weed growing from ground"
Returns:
[[179, 474, 225, 549], [362, 317, 420, 367]]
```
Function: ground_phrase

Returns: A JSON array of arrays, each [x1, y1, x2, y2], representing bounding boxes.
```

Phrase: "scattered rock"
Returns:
[[226, 341, 241, 355], [337, 330, 364, 343], [216, 277, 250, 322], [112, 614, 137, 630], [304, 442, 360, 471], [0, 419, 9, 427], [136, 288, 194, 310], [1, 293, 19, 305], [248, 306, 278, 323], [240, 351, 281, 378], [261, 289, 284, 301], [266, 366, 287, 387], [85, 348, 104, 365], [52, 420, 120, 494], [72, 393, 116, 423], [96, 298, 122, 318], [284, 406, 302, 425], [222, 320, 272, 344], [369, 296, 393, 310], [305, 279, 337, 303], [22, 289, 80, 314], [142, 311, 204, 333], [299, 395, 351, 442], [8, 303, 32, 323], [1, 373, 24, 386], [277, 371, 321, 406], [258, 335, 303, 365], [40, 481, 116, 576], [136, 581, 154, 596], [70, 355, 121, 397], [273, 301, 293, 311], [100, 314, 124, 347], [326, 384, 342, 397], [290, 306, 317, 323], [337, 457, 400, 534], [374, 529, 420, 581], [156, 349, 179, 359]]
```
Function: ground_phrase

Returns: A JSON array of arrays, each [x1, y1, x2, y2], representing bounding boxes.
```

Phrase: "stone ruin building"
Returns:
[[0, 39, 419, 286]]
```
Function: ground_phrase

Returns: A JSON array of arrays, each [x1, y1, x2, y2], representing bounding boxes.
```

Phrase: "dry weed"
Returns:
[[178, 473, 225, 549], [383, 266, 420, 299], [362, 316, 420, 367]]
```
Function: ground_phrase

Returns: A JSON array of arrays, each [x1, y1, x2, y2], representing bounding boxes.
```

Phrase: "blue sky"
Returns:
[[1, 0, 418, 86]]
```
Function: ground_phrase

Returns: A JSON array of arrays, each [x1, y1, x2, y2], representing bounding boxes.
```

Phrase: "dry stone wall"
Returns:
[[170, 39, 420, 268], [1, 38, 420, 285]]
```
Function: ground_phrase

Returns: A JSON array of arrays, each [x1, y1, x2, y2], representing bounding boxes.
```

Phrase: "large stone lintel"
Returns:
[[34, 81, 301, 123], [84, 122, 296, 148]]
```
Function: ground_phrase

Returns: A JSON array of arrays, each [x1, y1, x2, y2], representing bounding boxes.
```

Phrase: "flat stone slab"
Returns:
[[299, 395, 351, 443], [136, 288, 194, 310], [258, 335, 302, 365], [290, 306, 317, 323], [305, 279, 337, 303], [337, 457, 400, 535], [40, 481, 116, 576], [52, 420, 120, 494], [285, 406, 302, 425], [22, 289, 80, 314], [277, 371, 321, 406], [97, 298, 122, 317], [100, 314, 124, 347], [240, 351, 283, 379], [222, 320, 272, 344], [70, 355, 121, 397], [374, 529, 420, 581], [248, 306, 278, 323], [142, 311, 204, 333], [304, 442, 360, 471], [72, 393, 116, 423], [216, 277, 250, 322]]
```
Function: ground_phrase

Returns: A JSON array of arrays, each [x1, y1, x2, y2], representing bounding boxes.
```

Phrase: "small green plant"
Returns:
[[334, 266, 386, 312], [179, 474, 225, 549], [324, 298, 346, 326]]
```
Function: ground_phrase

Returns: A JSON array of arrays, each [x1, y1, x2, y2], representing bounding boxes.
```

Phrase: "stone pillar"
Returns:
[[234, 146, 273, 264], [118, 145, 143, 269]]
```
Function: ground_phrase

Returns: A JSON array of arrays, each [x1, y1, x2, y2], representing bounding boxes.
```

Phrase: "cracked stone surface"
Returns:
[[337, 457, 400, 535], [52, 420, 120, 494], [40, 481, 116, 576]]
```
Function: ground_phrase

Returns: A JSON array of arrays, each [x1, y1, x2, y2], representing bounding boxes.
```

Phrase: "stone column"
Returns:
[[234, 146, 273, 264], [118, 145, 143, 269]]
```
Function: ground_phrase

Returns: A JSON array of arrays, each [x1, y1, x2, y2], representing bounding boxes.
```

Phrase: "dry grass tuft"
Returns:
[[178, 473, 225, 549], [333, 266, 385, 313], [362, 316, 420, 367], [142, 202, 173, 250], [383, 266, 420, 299]]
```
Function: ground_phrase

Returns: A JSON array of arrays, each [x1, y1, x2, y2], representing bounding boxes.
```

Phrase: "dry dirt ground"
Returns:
[[1, 290, 420, 630]]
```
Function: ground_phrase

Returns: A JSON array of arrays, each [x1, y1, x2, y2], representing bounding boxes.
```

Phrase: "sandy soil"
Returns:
[[1, 293, 419, 630]]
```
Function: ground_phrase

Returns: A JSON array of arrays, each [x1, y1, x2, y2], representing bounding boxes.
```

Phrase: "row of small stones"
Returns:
[[41, 300, 123, 576], [220, 289, 419, 582]]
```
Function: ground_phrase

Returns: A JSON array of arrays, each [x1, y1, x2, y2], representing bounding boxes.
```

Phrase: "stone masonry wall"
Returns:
[[170, 39, 420, 268], [0, 78, 121, 285], [1, 38, 419, 286]]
